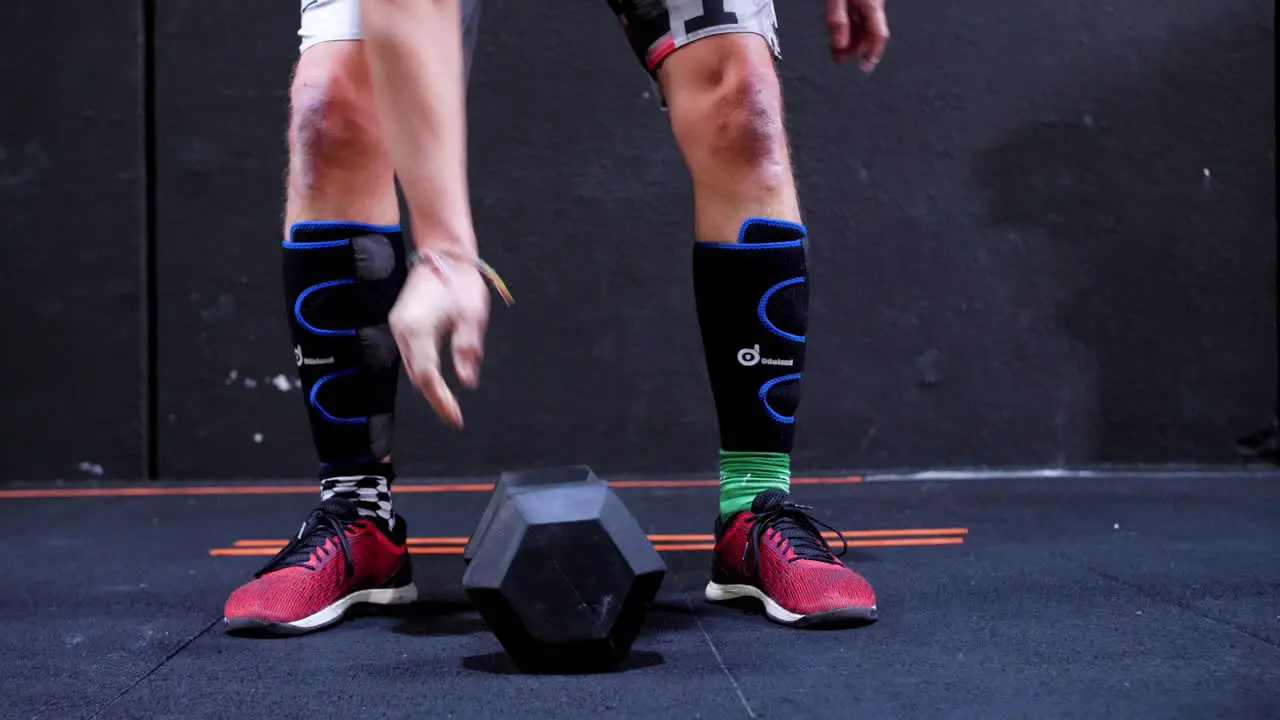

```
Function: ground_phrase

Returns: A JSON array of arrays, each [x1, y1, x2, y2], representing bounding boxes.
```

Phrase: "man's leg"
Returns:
[[605, 0, 877, 627], [661, 20, 801, 521], [223, 0, 483, 636], [284, 39, 402, 520]]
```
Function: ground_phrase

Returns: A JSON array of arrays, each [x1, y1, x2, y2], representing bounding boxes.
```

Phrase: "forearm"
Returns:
[[361, 0, 475, 256]]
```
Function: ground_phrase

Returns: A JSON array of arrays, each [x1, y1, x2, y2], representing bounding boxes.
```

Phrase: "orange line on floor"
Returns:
[[645, 537, 967, 552], [852, 537, 966, 547], [0, 484, 489, 499], [232, 527, 967, 550], [232, 537, 475, 548], [647, 528, 969, 542], [211, 530, 966, 557], [0, 475, 863, 500], [211, 536, 963, 557], [394, 484, 501, 494], [0, 486, 321, 499], [792, 476, 865, 485], [607, 480, 719, 488]]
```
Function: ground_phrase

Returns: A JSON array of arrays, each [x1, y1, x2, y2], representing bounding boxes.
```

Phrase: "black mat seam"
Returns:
[[140, 0, 158, 480], [84, 616, 221, 720], [1085, 564, 1280, 651], [674, 576, 758, 719]]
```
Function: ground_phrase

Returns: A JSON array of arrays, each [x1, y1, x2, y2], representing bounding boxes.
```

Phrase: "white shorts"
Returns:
[[298, 0, 485, 64]]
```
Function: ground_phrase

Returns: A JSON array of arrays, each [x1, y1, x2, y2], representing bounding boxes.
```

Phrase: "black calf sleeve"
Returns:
[[693, 218, 809, 453], [282, 222, 407, 474]]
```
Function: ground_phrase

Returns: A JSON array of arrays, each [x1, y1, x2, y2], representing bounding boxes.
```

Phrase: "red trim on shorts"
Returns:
[[646, 34, 677, 72]]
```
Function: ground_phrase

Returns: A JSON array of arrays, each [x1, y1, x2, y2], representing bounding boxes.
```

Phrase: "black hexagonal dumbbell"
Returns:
[[461, 465, 597, 566], [461, 466, 667, 673]]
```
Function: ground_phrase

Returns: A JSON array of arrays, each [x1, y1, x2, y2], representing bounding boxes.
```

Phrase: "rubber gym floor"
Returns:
[[4, 470, 1278, 719]]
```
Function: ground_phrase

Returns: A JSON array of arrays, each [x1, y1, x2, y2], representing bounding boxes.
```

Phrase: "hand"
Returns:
[[826, 0, 890, 73], [389, 256, 491, 429]]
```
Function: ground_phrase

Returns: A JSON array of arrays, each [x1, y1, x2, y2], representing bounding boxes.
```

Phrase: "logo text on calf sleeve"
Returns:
[[295, 345, 336, 367], [737, 345, 794, 368]]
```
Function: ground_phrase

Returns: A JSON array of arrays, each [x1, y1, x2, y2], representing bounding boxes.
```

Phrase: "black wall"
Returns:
[[2, 0, 1274, 480], [1, 1, 146, 481]]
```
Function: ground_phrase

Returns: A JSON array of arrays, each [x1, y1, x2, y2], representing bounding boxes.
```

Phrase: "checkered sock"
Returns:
[[321, 473, 394, 528]]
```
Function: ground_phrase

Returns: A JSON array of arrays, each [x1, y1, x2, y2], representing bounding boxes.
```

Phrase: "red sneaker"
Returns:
[[705, 489, 878, 627], [223, 498, 417, 635]]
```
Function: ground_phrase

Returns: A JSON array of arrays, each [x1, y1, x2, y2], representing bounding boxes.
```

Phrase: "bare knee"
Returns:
[[289, 46, 384, 184], [705, 59, 786, 171], [665, 37, 788, 182]]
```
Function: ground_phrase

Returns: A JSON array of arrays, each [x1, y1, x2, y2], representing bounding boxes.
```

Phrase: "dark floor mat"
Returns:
[[3, 472, 1278, 719]]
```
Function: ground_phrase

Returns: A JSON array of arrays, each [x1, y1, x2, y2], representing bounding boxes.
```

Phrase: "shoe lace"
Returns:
[[744, 499, 848, 574], [255, 502, 358, 579]]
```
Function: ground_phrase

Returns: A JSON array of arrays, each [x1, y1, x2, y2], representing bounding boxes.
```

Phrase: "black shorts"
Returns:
[[606, 0, 780, 76]]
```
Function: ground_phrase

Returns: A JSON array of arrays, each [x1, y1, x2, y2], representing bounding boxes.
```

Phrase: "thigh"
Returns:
[[299, 0, 484, 77], [606, 0, 779, 76]]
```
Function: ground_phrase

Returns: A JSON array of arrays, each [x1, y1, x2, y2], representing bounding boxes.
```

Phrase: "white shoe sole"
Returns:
[[225, 583, 419, 636], [705, 582, 878, 627]]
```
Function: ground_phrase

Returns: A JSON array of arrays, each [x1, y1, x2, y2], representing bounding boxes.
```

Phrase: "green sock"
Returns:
[[719, 450, 791, 519]]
